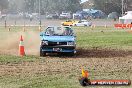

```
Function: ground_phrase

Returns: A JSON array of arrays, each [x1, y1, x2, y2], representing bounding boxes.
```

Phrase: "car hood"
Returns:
[[41, 36, 75, 42]]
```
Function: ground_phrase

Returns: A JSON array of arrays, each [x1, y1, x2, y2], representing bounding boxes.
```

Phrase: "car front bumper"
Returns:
[[40, 45, 76, 53]]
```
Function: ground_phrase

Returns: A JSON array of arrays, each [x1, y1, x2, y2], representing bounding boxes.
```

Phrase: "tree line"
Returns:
[[0, 0, 81, 14], [0, 0, 131, 14], [92, 0, 131, 14]]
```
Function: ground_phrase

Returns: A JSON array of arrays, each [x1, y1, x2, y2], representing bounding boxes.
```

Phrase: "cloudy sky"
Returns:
[[81, 0, 88, 3]]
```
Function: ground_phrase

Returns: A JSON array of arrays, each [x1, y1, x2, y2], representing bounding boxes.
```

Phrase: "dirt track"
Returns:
[[0, 55, 131, 80], [0, 29, 131, 81]]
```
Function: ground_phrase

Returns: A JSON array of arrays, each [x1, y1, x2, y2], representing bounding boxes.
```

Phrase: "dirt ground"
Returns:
[[0, 54, 131, 84]]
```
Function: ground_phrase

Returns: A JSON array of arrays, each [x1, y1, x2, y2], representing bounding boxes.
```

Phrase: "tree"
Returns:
[[66, 0, 82, 12], [22, 0, 82, 14], [23, 0, 36, 13], [0, 0, 8, 12], [92, 0, 131, 15], [93, 0, 122, 14]]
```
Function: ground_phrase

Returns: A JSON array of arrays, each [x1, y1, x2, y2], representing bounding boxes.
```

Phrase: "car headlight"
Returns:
[[41, 40, 48, 45], [67, 41, 75, 45]]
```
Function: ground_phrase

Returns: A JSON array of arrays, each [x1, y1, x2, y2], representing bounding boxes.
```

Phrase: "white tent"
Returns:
[[119, 11, 132, 24]]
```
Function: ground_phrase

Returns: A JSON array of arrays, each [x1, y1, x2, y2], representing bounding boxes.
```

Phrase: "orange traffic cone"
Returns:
[[104, 24, 107, 28], [39, 26, 42, 32], [82, 68, 89, 78], [93, 24, 96, 28], [8, 26, 11, 31], [19, 35, 25, 56], [23, 26, 26, 32]]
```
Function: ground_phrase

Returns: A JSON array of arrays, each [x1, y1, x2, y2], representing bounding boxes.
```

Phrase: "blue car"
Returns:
[[40, 26, 76, 56]]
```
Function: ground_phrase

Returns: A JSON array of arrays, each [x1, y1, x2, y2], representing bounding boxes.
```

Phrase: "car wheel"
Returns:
[[40, 48, 46, 57], [69, 52, 75, 56], [84, 24, 87, 26], [74, 24, 77, 26]]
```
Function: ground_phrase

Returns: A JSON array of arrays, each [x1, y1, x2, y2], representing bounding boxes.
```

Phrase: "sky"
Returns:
[[81, 0, 88, 3]]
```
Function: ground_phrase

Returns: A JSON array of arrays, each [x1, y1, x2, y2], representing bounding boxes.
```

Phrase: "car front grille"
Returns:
[[48, 41, 67, 46]]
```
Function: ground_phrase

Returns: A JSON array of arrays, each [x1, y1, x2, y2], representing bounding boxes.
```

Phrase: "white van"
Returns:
[[59, 12, 71, 19]]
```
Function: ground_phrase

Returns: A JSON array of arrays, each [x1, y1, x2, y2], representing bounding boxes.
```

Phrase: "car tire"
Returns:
[[69, 52, 75, 56], [40, 48, 46, 57], [84, 24, 87, 26], [74, 24, 77, 26]]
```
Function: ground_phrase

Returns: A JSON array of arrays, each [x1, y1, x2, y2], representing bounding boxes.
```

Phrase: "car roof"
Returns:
[[81, 20, 87, 21], [48, 26, 70, 27]]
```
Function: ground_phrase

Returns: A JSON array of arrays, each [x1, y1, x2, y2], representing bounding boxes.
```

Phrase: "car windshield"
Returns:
[[66, 20, 72, 22], [45, 27, 73, 36], [81, 20, 87, 22]]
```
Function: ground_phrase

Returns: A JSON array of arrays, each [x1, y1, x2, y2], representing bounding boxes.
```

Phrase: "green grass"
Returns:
[[0, 74, 80, 88], [74, 27, 132, 50], [0, 55, 40, 64]]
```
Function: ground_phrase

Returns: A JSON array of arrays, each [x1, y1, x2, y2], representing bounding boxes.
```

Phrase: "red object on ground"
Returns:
[[114, 24, 132, 29], [19, 35, 25, 56]]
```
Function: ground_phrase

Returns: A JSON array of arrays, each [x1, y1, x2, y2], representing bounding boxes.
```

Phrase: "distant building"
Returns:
[[119, 11, 132, 24]]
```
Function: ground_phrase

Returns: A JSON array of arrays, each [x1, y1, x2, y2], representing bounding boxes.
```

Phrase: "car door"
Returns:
[[66, 20, 72, 26], [77, 21, 83, 26]]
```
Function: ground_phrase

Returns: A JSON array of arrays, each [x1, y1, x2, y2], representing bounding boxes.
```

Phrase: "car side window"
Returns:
[[63, 27, 73, 36]]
